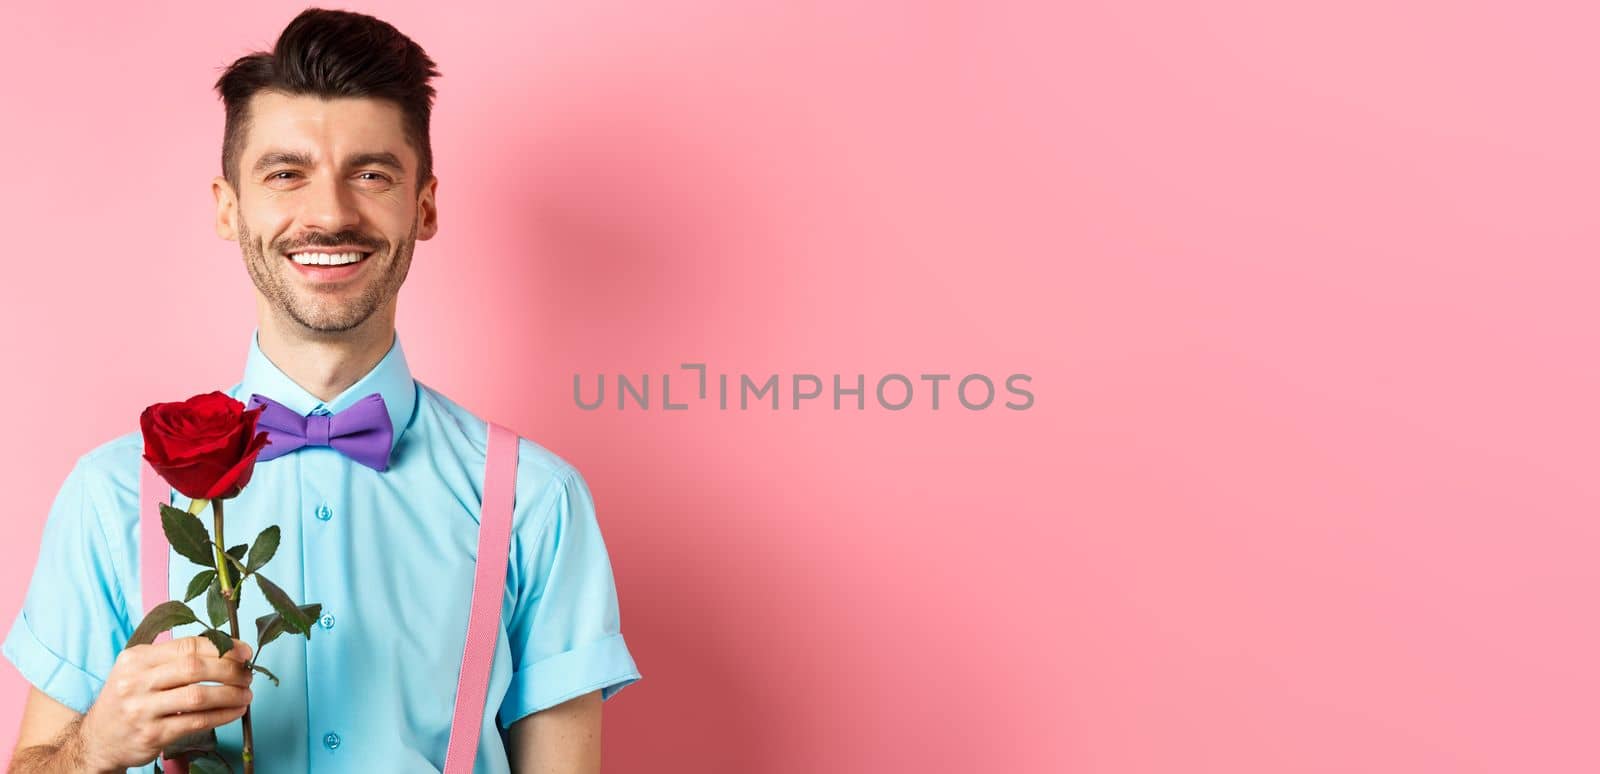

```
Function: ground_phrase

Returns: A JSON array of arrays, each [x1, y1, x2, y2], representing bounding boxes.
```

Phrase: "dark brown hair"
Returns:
[[214, 7, 441, 194]]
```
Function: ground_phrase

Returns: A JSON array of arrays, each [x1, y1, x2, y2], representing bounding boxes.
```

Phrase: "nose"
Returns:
[[298, 172, 360, 233]]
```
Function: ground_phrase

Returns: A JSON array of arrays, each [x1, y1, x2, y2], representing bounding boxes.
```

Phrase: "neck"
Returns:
[[255, 302, 396, 404]]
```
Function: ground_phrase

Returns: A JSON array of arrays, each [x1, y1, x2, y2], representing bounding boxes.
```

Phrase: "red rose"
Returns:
[[140, 391, 271, 500]]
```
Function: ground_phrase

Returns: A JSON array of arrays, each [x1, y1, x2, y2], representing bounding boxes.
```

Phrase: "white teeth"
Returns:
[[290, 251, 367, 266]]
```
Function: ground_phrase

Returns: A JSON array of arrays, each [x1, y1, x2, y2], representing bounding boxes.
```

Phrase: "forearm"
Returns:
[[508, 691, 603, 774], [8, 718, 122, 774]]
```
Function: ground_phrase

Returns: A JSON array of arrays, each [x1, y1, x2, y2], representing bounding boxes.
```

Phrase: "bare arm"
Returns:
[[8, 688, 119, 774], [8, 635, 254, 773], [507, 689, 602, 774]]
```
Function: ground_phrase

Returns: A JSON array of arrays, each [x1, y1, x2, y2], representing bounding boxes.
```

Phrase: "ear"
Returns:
[[212, 176, 239, 241], [417, 174, 439, 241]]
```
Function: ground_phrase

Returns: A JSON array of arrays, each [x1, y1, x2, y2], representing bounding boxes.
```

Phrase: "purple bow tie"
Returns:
[[247, 392, 394, 472]]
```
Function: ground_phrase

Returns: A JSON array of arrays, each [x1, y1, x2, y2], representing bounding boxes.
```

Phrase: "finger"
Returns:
[[115, 635, 212, 671], [144, 635, 223, 663], [147, 649, 256, 692], [121, 636, 220, 690], [157, 703, 251, 742], [147, 683, 254, 719], [148, 634, 252, 663]]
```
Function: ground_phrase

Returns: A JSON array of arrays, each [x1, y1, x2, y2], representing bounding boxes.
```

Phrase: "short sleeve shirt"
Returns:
[[1, 328, 641, 773]]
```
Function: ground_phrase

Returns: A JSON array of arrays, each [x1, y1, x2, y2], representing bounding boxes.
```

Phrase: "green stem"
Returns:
[[212, 499, 255, 774], [211, 518, 233, 600]]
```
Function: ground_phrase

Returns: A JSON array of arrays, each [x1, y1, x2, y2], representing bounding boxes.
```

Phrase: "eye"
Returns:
[[357, 172, 391, 182], [268, 171, 300, 181]]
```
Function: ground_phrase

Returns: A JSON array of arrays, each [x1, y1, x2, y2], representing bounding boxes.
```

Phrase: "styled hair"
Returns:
[[214, 7, 441, 194]]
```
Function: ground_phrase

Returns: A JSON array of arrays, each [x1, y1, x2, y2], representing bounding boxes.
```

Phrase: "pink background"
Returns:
[[1, 1, 1595, 772]]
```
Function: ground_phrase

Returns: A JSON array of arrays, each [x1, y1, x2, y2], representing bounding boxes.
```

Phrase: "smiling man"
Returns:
[[3, 8, 639, 773]]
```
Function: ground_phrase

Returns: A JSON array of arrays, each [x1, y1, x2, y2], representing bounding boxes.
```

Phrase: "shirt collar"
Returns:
[[232, 327, 418, 459]]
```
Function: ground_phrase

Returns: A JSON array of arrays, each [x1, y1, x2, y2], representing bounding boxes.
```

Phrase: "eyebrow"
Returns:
[[252, 150, 406, 175]]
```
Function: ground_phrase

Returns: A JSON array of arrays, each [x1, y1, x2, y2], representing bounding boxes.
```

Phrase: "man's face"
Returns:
[[213, 91, 438, 333]]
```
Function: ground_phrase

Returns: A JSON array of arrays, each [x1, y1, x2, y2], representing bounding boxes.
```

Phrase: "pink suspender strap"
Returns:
[[139, 458, 172, 648], [140, 458, 190, 774], [443, 422, 520, 774]]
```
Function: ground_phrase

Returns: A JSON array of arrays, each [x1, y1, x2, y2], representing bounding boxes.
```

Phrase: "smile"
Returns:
[[284, 248, 374, 283], [288, 250, 371, 266]]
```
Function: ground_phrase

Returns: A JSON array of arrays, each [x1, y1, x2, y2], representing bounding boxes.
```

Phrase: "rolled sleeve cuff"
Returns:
[[497, 632, 641, 729], [1, 610, 103, 715]]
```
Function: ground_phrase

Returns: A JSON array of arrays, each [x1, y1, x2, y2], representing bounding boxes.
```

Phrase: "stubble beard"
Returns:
[[239, 216, 417, 333]]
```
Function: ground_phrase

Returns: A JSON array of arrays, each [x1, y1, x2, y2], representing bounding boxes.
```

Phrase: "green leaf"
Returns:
[[184, 570, 216, 603], [256, 603, 323, 649], [247, 525, 280, 572], [254, 611, 285, 649], [254, 574, 313, 635], [127, 601, 199, 648], [205, 578, 231, 628], [160, 503, 214, 568], [188, 755, 232, 774], [250, 662, 281, 686], [162, 727, 217, 759], [220, 543, 247, 588], [199, 628, 234, 658], [161, 728, 227, 771]]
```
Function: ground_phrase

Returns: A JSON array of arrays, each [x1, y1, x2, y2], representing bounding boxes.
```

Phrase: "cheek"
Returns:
[[241, 209, 292, 252], [370, 209, 411, 241]]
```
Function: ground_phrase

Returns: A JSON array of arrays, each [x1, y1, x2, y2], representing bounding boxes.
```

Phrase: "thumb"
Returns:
[[229, 640, 253, 662]]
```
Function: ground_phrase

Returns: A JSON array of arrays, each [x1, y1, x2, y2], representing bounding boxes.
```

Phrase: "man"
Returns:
[[3, 8, 640, 773]]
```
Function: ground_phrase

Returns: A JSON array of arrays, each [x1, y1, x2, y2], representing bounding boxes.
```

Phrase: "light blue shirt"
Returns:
[[2, 328, 641, 772]]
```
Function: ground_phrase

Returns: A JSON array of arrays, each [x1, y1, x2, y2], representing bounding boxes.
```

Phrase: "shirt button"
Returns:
[[319, 613, 335, 630], [315, 504, 333, 521], [323, 731, 341, 750]]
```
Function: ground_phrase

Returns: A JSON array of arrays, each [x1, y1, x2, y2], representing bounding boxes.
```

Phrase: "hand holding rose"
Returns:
[[79, 635, 254, 772]]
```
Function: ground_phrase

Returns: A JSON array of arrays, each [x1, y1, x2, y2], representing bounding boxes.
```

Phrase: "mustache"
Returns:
[[275, 232, 383, 253]]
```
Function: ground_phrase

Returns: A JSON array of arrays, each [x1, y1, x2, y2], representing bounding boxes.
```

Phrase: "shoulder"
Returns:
[[34, 430, 147, 611], [413, 381, 591, 531], [68, 429, 146, 529], [78, 428, 142, 477]]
